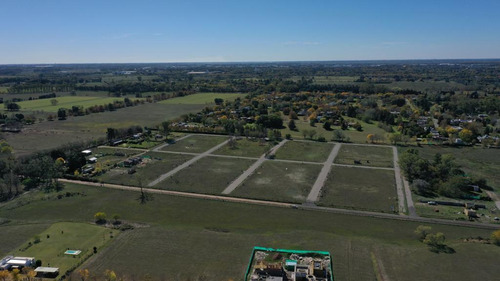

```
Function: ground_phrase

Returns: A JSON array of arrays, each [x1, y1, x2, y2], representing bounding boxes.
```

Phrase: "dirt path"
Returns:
[[152, 134, 193, 151], [306, 143, 341, 203], [221, 139, 288, 195], [147, 138, 231, 187], [392, 146, 407, 215], [485, 191, 500, 210], [392, 147, 418, 217]]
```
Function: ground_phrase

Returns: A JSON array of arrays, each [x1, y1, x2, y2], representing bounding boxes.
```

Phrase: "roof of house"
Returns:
[[35, 267, 59, 273]]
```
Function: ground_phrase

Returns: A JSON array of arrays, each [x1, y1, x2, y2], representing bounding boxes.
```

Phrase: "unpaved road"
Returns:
[[306, 143, 341, 203]]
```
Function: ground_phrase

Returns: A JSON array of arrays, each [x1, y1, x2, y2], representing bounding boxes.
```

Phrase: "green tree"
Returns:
[[94, 212, 107, 224], [414, 225, 432, 241], [458, 128, 474, 143], [288, 119, 297, 131], [57, 108, 67, 120], [491, 230, 500, 246]]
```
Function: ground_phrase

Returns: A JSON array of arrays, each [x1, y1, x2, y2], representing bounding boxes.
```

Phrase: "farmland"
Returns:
[[274, 140, 334, 162], [13, 96, 141, 113], [335, 144, 394, 168], [0, 183, 499, 281], [159, 92, 245, 104], [161, 134, 228, 153]]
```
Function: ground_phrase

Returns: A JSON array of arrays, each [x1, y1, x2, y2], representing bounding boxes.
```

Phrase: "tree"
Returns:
[[414, 225, 432, 241], [160, 121, 170, 137], [106, 128, 116, 143], [104, 270, 117, 281], [0, 270, 9, 281], [94, 212, 107, 224], [57, 108, 67, 120], [51, 99, 58, 106], [388, 132, 402, 145], [412, 179, 431, 196], [288, 119, 297, 131], [366, 134, 374, 143], [214, 98, 224, 105], [458, 128, 474, 143], [323, 121, 332, 131], [78, 269, 90, 281], [112, 214, 121, 224], [423, 232, 446, 248], [491, 230, 500, 246]]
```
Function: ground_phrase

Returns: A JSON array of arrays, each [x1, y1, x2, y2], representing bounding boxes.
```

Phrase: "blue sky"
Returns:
[[1, 0, 499, 63]]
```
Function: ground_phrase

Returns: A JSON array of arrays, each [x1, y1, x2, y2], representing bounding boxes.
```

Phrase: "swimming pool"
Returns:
[[64, 250, 81, 255]]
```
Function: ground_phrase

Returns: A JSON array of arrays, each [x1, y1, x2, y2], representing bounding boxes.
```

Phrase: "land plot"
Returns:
[[14, 96, 142, 112], [0, 224, 50, 256], [11, 222, 117, 275], [97, 152, 194, 186], [212, 138, 270, 158], [335, 145, 394, 168], [318, 166, 398, 213], [161, 134, 228, 153], [274, 140, 334, 162], [231, 161, 321, 203], [92, 147, 144, 170], [155, 156, 255, 194], [159, 93, 245, 105]]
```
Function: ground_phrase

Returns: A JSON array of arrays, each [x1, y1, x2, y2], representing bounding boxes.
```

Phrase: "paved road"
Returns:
[[147, 138, 231, 187], [306, 143, 341, 203], [393, 146, 407, 215], [59, 179, 500, 230], [222, 139, 288, 194]]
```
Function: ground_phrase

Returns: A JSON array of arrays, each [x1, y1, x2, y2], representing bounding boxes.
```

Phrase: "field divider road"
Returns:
[[152, 134, 193, 151], [393, 146, 407, 215], [147, 138, 231, 187], [331, 163, 394, 170], [306, 143, 341, 203], [58, 178, 500, 230], [221, 139, 288, 195], [393, 147, 418, 217], [151, 150, 201, 156], [207, 154, 260, 161]]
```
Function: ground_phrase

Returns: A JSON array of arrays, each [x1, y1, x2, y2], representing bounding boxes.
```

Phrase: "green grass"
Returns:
[[91, 148, 144, 171], [274, 140, 334, 162], [5, 103, 205, 157], [318, 166, 398, 213], [0, 223, 50, 256], [159, 93, 245, 105], [14, 96, 142, 112], [155, 156, 255, 194], [335, 144, 394, 168], [231, 161, 322, 203], [97, 152, 194, 186], [11, 222, 118, 275], [212, 138, 270, 158], [1, 184, 499, 280], [161, 134, 228, 153]]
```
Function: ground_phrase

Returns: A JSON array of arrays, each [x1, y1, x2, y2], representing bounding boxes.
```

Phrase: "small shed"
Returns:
[[81, 150, 92, 156], [464, 208, 477, 218], [88, 157, 98, 163], [35, 267, 59, 278]]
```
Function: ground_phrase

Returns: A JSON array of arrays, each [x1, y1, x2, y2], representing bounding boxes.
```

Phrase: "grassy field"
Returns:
[[1, 184, 499, 280], [5, 103, 205, 156], [92, 147, 144, 171], [212, 138, 270, 158], [159, 93, 245, 105], [318, 166, 398, 213], [231, 161, 322, 203], [161, 134, 228, 153], [155, 156, 255, 194], [274, 140, 334, 162], [11, 222, 118, 276], [14, 96, 142, 112], [335, 144, 394, 168], [97, 152, 194, 186]]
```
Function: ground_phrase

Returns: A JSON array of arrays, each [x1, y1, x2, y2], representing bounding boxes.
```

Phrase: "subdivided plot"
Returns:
[[274, 141, 334, 163], [96, 152, 194, 186], [334, 145, 394, 168], [212, 137, 271, 158], [161, 134, 229, 153], [318, 166, 398, 213], [231, 161, 322, 203], [154, 156, 255, 194]]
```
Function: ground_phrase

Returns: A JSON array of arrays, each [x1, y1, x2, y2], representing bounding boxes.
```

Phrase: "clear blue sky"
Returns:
[[1, 0, 499, 64]]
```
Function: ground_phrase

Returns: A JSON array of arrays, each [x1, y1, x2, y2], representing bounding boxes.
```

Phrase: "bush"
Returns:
[[492, 230, 500, 246], [94, 212, 107, 224]]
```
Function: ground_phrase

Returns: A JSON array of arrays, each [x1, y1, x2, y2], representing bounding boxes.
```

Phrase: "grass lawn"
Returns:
[[11, 222, 118, 275], [335, 144, 394, 168], [97, 152, 194, 186], [161, 134, 228, 153], [154, 156, 255, 194], [92, 147, 144, 171], [231, 161, 321, 203], [212, 138, 270, 158], [0, 184, 499, 281], [274, 140, 334, 162], [0, 224, 50, 257], [5, 103, 205, 157], [318, 166, 398, 213], [14, 96, 142, 113], [159, 93, 245, 105]]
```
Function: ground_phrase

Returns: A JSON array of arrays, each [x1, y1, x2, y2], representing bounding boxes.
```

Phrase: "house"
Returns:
[[88, 157, 98, 164], [464, 208, 477, 219], [34, 267, 59, 278], [0, 256, 35, 270], [81, 150, 92, 156]]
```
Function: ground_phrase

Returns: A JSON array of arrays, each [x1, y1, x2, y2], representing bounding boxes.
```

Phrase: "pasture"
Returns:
[[318, 166, 398, 213], [231, 161, 322, 203], [14, 96, 142, 112], [155, 156, 255, 194], [334, 144, 394, 168], [11, 222, 117, 276], [0, 184, 499, 281], [159, 93, 245, 104], [161, 134, 228, 153], [274, 140, 334, 162]]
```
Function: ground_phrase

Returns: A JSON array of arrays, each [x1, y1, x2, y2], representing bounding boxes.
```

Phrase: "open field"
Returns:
[[274, 140, 334, 162], [13, 96, 142, 113], [231, 161, 322, 203], [97, 152, 194, 186], [155, 156, 255, 194], [5, 103, 205, 156], [92, 147, 145, 170], [335, 144, 394, 168], [212, 138, 270, 158], [161, 134, 228, 153], [159, 93, 245, 104], [1, 183, 499, 280], [10, 222, 117, 276], [0, 223, 50, 256], [318, 166, 398, 213]]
